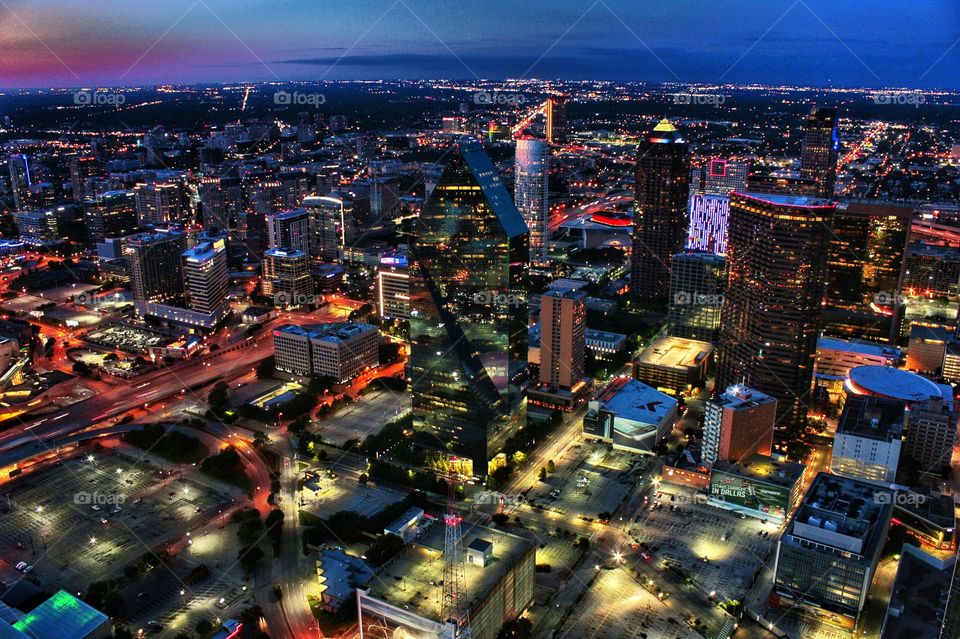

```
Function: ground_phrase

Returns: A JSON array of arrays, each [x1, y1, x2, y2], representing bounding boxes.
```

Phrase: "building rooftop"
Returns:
[[711, 384, 776, 412], [316, 548, 375, 605], [183, 239, 224, 262], [362, 522, 535, 623], [711, 454, 805, 488], [837, 395, 905, 442], [735, 191, 834, 209], [846, 365, 944, 403], [596, 378, 676, 424], [275, 322, 375, 344], [10, 590, 108, 639], [910, 324, 949, 343], [816, 336, 901, 360], [787, 473, 892, 556], [636, 336, 712, 371], [883, 545, 955, 639]]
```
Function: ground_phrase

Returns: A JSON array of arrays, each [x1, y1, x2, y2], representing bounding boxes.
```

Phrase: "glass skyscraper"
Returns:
[[799, 105, 840, 199], [514, 135, 549, 265], [408, 140, 529, 478]]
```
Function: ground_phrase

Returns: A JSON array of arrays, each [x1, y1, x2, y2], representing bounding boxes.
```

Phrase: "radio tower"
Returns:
[[441, 475, 471, 639]]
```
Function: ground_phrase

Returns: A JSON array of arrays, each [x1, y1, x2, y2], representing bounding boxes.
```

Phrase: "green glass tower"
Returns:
[[408, 140, 529, 478]]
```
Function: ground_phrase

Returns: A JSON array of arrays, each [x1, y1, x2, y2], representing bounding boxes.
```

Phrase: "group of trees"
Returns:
[[200, 446, 251, 490]]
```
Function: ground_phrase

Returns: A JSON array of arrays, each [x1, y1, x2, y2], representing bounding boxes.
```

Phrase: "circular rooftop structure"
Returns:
[[846, 365, 943, 403]]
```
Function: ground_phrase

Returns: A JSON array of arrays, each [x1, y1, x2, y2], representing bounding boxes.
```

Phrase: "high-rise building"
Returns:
[[904, 393, 957, 475], [408, 140, 528, 477], [702, 384, 777, 467], [134, 182, 183, 226], [376, 251, 410, 320], [124, 229, 187, 304], [689, 157, 751, 197], [15, 204, 81, 245], [266, 209, 310, 254], [514, 135, 549, 265], [7, 154, 30, 211], [667, 251, 726, 343], [832, 395, 904, 484], [303, 195, 344, 263], [823, 200, 912, 342], [799, 105, 840, 199], [774, 473, 892, 624], [538, 288, 586, 390], [631, 119, 690, 303], [686, 194, 730, 254], [83, 190, 138, 244], [716, 192, 835, 432], [69, 154, 101, 201], [262, 248, 312, 305], [182, 239, 228, 318], [273, 322, 379, 383], [544, 95, 568, 145]]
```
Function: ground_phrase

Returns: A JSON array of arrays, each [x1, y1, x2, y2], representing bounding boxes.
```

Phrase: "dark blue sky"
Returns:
[[1, 0, 958, 88]]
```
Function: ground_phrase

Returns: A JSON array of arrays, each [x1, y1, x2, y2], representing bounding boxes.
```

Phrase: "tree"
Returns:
[[546, 460, 556, 473], [239, 545, 264, 575], [195, 619, 214, 634], [256, 356, 276, 380], [265, 508, 285, 544], [538, 467, 547, 481]]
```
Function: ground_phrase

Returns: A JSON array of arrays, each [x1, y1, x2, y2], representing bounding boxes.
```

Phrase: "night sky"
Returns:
[[0, 0, 958, 89]]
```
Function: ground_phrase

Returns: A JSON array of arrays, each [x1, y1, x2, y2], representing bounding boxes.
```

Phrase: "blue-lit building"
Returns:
[[3, 590, 110, 639], [408, 139, 529, 477]]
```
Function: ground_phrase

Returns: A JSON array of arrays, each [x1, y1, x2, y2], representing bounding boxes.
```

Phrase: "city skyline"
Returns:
[[0, 0, 957, 89]]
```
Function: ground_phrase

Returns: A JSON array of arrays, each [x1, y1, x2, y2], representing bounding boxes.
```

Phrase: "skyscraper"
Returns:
[[134, 182, 183, 226], [539, 288, 586, 390], [83, 190, 138, 244], [514, 135, 549, 265], [799, 105, 840, 199], [69, 155, 101, 201], [686, 195, 730, 254], [266, 209, 310, 255], [631, 119, 690, 304], [689, 157, 751, 197], [408, 140, 528, 477], [702, 384, 777, 467], [124, 229, 187, 305], [303, 195, 345, 263], [716, 192, 835, 432], [182, 239, 228, 318], [544, 95, 568, 145], [7, 154, 31, 211], [262, 248, 312, 305], [667, 251, 726, 343]]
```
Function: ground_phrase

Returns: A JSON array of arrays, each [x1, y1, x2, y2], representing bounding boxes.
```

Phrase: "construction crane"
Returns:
[[440, 473, 471, 639]]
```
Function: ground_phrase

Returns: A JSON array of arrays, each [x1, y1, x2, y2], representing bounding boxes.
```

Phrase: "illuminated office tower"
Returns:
[[182, 239, 228, 318], [408, 140, 528, 477], [262, 248, 312, 305], [514, 135, 549, 264], [686, 195, 730, 254], [545, 95, 568, 145], [631, 119, 690, 303], [539, 288, 587, 390], [822, 200, 912, 342], [7, 154, 31, 211], [799, 105, 840, 199], [376, 251, 410, 320], [266, 208, 310, 254], [716, 192, 835, 432], [69, 154, 101, 201], [690, 157, 751, 197], [702, 383, 777, 466], [83, 190, 138, 244], [303, 195, 344, 263], [667, 251, 726, 343], [134, 182, 183, 226], [124, 228, 187, 304]]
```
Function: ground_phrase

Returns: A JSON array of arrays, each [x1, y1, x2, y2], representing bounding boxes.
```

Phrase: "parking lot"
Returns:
[[0, 448, 237, 595], [86, 323, 170, 353], [314, 388, 410, 446], [626, 485, 779, 604], [560, 568, 700, 639], [302, 466, 407, 518]]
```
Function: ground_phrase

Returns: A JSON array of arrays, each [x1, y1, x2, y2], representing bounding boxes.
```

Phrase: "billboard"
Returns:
[[709, 469, 793, 520]]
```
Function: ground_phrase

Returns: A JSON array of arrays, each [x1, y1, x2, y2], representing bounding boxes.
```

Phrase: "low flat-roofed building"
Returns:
[[814, 337, 901, 402], [583, 377, 677, 454], [273, 322, 379, 383], [881, 545, 955, 639], [384, 507, 424, 541], [585, 328, 629, 361], [892, 489, 957, 550], [315, 548, 375, 611], [708, 454, 805, 523], [907, 324, 948, 374], [833, 395, 905, 484], [6, 590, 110, 639], [774, 473, 893, 626], [358, 524, 536, 639], [634, 335, 712, 395]]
